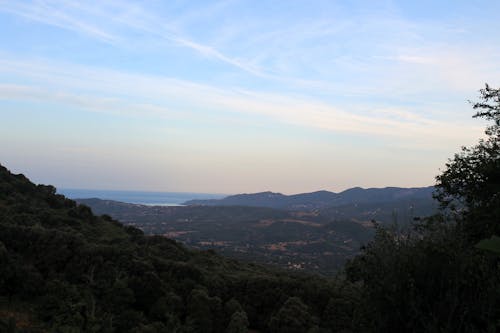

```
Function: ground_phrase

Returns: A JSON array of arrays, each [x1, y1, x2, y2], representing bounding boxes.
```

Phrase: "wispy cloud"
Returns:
[[2, 0, 499, 98], [0, 1, 495, 145], [0, 0, 267, 76], [0, 56, 484, 150], [0, 83, 184, 119], [2, 1, 500, 191], [0, 0, 118, 42]]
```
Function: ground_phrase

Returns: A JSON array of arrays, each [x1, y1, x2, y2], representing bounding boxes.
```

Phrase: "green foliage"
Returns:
[[0, 164, 347, 332], [435, 84, 500, 241], [225, 311, 249, 333], [185, 289, 216, 333], [269, 297, 317, 333], [224, 298, 243, 318], [476, 235, 500, 254], [346, 85, 500, 332], [322, 292, 355, 332], [346, 221, 499, 332]]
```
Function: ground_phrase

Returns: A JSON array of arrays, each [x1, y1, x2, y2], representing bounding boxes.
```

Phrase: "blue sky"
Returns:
[[1, 0, 499, 194]]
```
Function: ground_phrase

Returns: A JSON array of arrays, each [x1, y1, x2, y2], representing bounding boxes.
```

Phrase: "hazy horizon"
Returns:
[[56, 184, 433, 197], [2, 1, 499, 193]]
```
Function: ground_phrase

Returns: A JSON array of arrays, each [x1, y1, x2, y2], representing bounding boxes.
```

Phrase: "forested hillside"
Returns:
[[343, 85, 500, 332], [0, 164, 356, 332]]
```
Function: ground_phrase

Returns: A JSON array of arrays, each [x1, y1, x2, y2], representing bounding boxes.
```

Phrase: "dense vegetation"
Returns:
[[345, 85, 500, 332], [0, 164, 357, 332], [1, 85, 499, 332]]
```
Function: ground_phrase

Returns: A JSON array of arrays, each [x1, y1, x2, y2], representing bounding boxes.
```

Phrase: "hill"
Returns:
[[0, 164, 354, 332], [184, 186, 435, 210]]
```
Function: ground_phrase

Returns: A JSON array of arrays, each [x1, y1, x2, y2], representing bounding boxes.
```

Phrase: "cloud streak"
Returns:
[[0, 0, 267, 76], [2, 0, 499, 98], [0, 0, 118, 43], [0, 56, 484, 150]]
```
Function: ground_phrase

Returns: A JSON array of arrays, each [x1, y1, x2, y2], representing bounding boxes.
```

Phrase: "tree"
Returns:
[[346, 85, 500, 332], [224, 298, 243, 319], [185, 289, 214, 333], [226, 311, 249, 333], [269, 297, 316, 333], [435, 84, 500, 241], [322, 296, 354, 332]]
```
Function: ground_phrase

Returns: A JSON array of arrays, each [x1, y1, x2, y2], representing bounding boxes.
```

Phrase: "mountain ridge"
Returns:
[[184, 186, 435, 210]]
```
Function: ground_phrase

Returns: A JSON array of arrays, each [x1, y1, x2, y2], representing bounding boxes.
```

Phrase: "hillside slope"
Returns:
[[0, 164, 354, 332]]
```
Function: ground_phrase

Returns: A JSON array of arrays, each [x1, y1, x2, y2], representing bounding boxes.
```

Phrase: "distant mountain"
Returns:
[[183, 186, 435, 210], [319, 196, 438, 225]]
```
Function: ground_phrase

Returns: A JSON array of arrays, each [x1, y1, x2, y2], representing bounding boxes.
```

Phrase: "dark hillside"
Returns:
[[0, 164, 354, 332]]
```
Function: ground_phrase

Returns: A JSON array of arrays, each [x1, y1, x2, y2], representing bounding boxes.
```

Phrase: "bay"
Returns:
[[58, 188, 226, 206]]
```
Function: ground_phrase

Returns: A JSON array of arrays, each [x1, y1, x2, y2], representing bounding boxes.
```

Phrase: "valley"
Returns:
[[78, 188, 437, 275]]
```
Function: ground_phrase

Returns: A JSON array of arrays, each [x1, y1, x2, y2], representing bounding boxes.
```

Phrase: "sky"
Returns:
[[1, 0, 499, 194]]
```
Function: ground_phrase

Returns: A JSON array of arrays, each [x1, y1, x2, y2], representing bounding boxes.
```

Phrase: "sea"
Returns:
[[57, 188, 226, 206]]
